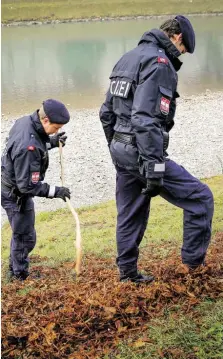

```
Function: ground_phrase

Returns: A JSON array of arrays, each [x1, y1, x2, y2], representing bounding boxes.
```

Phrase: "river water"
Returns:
[[2, 15, 223, 116]]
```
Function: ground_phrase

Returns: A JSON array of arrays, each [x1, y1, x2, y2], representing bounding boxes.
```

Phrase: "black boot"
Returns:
[[186, 262, 206, 271], [12, 271, 29, 281], [120, 269, 154, 283]]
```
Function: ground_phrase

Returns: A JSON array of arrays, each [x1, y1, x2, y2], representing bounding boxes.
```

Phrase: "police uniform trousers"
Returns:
[[116, 159, 214, 272], [1, 190, 36, 277]]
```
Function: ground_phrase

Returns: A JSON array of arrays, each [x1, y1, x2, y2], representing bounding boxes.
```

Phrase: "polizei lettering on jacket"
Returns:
[[110, 79, 131, 98]]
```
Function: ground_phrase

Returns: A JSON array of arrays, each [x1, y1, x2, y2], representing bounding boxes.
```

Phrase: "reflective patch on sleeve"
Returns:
[[31, 172, 40, 184], [48, 185, 56, 198], [160, 97, 170, 115], [154, 163, 165, 172], [110, 79, 131, 98]]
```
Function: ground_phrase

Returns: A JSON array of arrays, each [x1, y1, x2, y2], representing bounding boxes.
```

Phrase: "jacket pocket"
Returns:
[[155, 85, 173, 117]]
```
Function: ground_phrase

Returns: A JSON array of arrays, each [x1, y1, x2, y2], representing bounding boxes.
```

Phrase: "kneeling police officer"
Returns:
[[1, 99, 71, 281], [99, 16, 214, 283]]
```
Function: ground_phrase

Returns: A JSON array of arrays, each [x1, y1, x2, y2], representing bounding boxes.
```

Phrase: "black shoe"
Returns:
[[120, 271, 154, 284], [11, 271, 29, 281], [187, 262, 205, 271]]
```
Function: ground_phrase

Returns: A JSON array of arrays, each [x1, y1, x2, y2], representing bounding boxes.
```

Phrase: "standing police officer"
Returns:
[[99, 16, 214, 283], [1, 99, 71, 281]]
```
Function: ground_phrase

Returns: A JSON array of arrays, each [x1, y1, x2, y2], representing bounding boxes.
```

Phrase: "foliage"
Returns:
[[1, 232, 223, 358]]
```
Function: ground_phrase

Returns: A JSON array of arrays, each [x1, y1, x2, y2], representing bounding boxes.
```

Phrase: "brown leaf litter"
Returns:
[[2, 232, 223, 359]]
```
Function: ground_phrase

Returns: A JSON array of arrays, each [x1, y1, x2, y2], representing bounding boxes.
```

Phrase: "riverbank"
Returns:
[[2, 0, 223, 25], [2, 12, 223, 27], [1, 91, 223, 216]]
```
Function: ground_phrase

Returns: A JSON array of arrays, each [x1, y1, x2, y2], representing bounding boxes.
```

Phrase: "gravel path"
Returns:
[[1, 91, 223, 217]]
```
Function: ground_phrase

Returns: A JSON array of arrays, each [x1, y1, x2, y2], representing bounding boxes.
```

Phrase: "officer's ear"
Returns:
[[171, 33, 182, 43], [178, 33, 183, 43], [40, 117, 51, 134], [42, 117, 50, 125]]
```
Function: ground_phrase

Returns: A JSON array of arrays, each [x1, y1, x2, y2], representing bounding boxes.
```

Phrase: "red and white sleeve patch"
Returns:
[[160, 97, 170, 115], [31, 172, 40, 184], [27, 145, 35, 151], [158, 57, 168, 64]]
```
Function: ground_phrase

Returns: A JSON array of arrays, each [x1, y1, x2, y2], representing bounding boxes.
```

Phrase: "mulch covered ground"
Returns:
[[2, 232, 223, 359]]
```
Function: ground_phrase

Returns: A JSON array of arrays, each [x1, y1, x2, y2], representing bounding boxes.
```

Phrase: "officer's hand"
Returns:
[[55, 186, 71, 201], [166, 119, 175, 132], [141, 178, 163, 197], [50, 132, 67, 148]]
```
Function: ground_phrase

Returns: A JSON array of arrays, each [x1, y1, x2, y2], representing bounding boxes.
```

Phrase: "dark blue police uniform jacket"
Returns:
[[2, 111, 55, 198], [99, 29, 182, 179]]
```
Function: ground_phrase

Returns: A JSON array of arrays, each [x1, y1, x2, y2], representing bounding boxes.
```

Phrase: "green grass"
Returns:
[[105, 299, 223, 359], [2, 175, 223, 267], [2, 0, 223, 24]]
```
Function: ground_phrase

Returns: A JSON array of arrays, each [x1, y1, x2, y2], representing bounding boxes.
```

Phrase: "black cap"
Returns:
[[43, 99, 70, 124], [175, 15, 195, 53]]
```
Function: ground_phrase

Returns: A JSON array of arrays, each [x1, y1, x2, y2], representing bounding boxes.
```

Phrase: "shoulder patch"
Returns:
[[27, 145, 35, 151], [158, 57, 168, 64], [31, 172, 40, 184], [160, 97, 170, 115]]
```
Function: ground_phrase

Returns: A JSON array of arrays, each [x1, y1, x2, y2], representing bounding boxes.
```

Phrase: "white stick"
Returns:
[[59, 142, 82, 275]]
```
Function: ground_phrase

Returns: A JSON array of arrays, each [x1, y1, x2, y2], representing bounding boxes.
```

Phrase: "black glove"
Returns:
[[141, 178, 163, 197], [54, 186, 71, 201], [166, 119, 175, 132], [50, 132, 67, 148]]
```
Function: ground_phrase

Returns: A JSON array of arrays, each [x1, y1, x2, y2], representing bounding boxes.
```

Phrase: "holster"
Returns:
[[162, 131, 169, 151], [11, 188, 29, 212]]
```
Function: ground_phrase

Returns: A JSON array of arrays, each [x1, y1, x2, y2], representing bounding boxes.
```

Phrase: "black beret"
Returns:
[[43, 99, 70, 124], [175, 15, 195, 53]]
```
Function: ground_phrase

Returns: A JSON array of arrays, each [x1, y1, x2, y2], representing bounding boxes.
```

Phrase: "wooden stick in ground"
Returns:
[[59, 141, 82, 275]]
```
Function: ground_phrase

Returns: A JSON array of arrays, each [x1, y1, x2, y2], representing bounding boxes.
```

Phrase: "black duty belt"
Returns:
[[113, 131, 169, 150], [113, 132, 136, 146]]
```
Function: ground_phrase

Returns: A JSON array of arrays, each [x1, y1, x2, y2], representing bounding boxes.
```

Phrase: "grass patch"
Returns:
[[2, 0, 223, 24], [2, 176, 223, 269], [17, 286, 35, 296], [108, 299, 223, 359]]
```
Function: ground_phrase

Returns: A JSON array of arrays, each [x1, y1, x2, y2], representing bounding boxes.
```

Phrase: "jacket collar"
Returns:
[[138, 29, 183, 71], [30, 110, 50, 142]]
